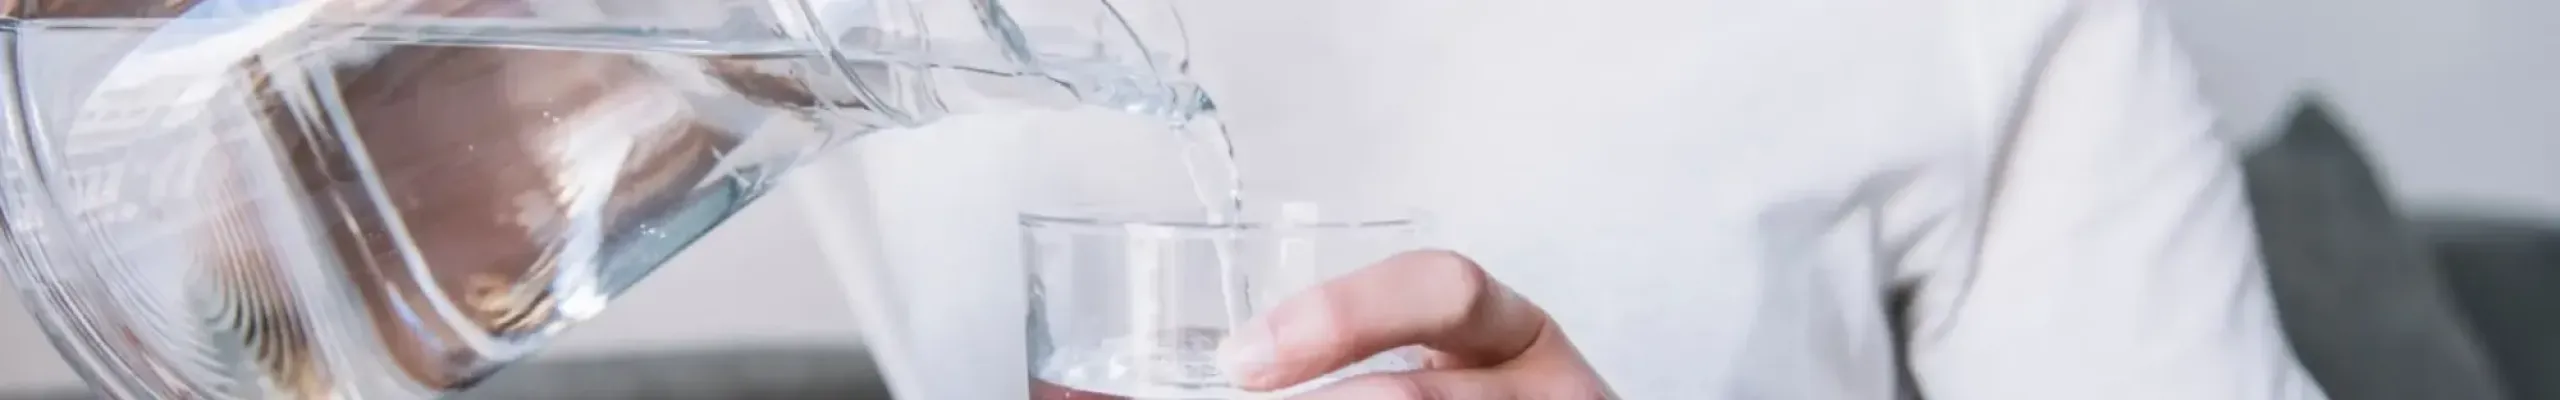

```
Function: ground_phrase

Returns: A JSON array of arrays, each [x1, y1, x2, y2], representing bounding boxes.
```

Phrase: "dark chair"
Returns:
[[2242, 97, 2511, 400], [2422, 215, 2560, 400]]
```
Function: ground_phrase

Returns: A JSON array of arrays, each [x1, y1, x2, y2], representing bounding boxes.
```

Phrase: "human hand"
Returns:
[[1216, 250, 1614, 399]]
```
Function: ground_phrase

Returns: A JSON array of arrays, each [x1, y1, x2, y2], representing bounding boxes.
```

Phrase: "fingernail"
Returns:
[[1217, 321, 1277, 386]]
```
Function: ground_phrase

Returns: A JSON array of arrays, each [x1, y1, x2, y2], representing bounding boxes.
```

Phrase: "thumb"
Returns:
[[1286, 369, 1517, 400]]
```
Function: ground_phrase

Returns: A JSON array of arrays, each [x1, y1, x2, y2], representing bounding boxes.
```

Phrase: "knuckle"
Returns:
[[1408, 249, 1494, 299], [1405, 249, 1497, 326]]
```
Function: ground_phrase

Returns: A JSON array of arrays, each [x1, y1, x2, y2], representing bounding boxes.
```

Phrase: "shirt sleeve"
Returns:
[[1900, 0, 2330, 398]]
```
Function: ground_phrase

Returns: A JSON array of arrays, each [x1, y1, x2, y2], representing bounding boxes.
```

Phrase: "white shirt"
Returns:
[[808, 0, 2333, 398]]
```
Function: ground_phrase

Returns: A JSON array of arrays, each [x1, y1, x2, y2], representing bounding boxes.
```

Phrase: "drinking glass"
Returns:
[[1023, 203, 1426, 399], [0, 0, 1207, 398]]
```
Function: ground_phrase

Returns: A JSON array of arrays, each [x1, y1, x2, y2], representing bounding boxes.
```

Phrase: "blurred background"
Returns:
[[2, 0, 2553, 398]]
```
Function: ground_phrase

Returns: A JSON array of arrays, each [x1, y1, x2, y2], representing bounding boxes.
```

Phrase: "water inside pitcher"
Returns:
[[0, 0, 1216, 398]]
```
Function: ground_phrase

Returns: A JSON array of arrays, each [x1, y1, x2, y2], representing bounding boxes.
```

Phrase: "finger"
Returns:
[[1306, 320, 1608, 400], [1218, 250, 1551, 390], [1286, 369, 1518, 400]]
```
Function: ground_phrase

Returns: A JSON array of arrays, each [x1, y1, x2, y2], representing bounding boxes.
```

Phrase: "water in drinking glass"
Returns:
[[1020, 207, 1424, 400], [1029, 327, 1421, 400]]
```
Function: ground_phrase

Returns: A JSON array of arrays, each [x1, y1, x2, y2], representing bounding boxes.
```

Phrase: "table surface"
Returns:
[[4, 346, 896, 400]]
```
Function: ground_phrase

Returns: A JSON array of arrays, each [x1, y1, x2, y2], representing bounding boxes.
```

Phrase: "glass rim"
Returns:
[[1018, 202, 1421, 231]]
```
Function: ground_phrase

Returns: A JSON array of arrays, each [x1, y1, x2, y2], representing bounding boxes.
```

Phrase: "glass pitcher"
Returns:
[[0, 0, 1214, 398]]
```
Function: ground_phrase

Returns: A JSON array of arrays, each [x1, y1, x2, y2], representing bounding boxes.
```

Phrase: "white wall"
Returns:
[[2162, 0, 2560, 215]]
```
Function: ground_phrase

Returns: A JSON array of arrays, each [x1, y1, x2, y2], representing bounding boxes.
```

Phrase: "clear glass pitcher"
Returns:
[[0, 0, 1209, 398]]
